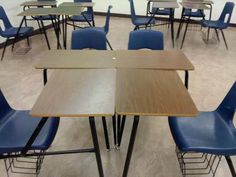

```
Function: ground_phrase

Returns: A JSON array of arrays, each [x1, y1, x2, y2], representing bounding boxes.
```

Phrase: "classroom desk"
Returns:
[[59, 2, 95, 7], [116, 69, 198, 177], [30, 69, 116, 177], [35, 50, 194, 88], [176, 1, 212, 49], [17, 6, 85, 50], [146, 0, 179, 48], [20, 1, 57, 8], [30, 68, 197, 177]]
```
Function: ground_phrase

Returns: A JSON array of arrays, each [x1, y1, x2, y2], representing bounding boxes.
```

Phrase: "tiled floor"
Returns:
[[0, 16, 236, 177]]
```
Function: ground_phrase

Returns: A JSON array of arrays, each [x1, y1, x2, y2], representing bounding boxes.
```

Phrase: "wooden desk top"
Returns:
[[116, 69, 198, 117], [59, 2, 95, 7], [30, 69, 116, 117], [35, 50, 194, 71], [18, 6, 84, 16], [20, 1, 57, 7], [152, 1, 179, 8], [180, 2, 210, 9]]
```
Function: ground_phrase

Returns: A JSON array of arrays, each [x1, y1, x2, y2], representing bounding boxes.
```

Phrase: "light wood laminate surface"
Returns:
[[18, 6, 84, 16], [30, 69, 116, 117], [180, 2, 210, 9], [116, 69, 198, 116], [20, 1, 57, 7], [35, 50, 194, 71], [152, 2, 179, 8], [59, 2, 95, 7]]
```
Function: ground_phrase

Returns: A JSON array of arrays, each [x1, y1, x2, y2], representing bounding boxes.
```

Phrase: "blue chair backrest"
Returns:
[[128, 30, 164, 50], [0, 89, 13, 122], [71, 28, 107, 50], [216, 81, 236, 121], [104, 5, 112, 34], [0, 6, 13, 35], [74, 0, 93, 14], [129, 0, 137, 25], [218, 2, 234, 25]]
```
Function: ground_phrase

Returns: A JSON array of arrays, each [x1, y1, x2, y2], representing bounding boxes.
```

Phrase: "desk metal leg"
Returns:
[[43, 69, 47, 85], [51, 16, 62, 49], [40, 20, 51, 50], [170, 8, 175, 48], [89, 117, 104, 177], [21, 117, 49, 155], [102, 116, 110, 150], [118, 115, 126, 147], [122, 115, 140, 177], [64, 16, 68, 49], [176, 8, 184, 40], [112, 115, 117, 146], [225, 156, 236, 177], [184, 70, 189, 89], [117, 115, 121, 147], [180, 9, 191, 49]]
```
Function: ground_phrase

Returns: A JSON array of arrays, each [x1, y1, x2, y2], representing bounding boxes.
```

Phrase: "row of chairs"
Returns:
[[130, 0, 234, 49]]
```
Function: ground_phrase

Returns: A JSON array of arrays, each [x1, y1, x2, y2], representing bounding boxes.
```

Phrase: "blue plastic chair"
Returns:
[[0, 89, 60, 176], [71, 28, 107, 50], [201, 2, 234, 49], [88, 5, 113, 50], [130, 0, 155, 30], [128, 30, 164, 50], [0, 6, 33, 61], [169, 81, 236, 176], [69, 0, 95, 28]]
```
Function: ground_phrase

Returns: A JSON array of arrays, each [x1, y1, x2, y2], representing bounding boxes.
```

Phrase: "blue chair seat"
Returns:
[[184, 9, 205, 18], [33, 15, 57, 21], [201, 20, 228, 29], [169, 111, 236, 156], [0, 110, 59, 154], [151, 8, 171, 15], [70, 12, 93, 22], [1, 27, 33, 38], [133, 17, 155, 26]]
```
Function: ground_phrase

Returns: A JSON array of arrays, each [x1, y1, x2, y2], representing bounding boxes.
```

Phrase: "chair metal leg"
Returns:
[[72, 21, 76, 30], [89, 117, 104, 177], [117, 115, 121, 147], [43, 69, 47, 85], [102, 116, 110, 150], [207, 28, 210, 41], [106, 38, 113, 50], [214, 29, 220, 42], [220, 30, 228, 50], [12, 16, 26, 52], [225, 156, 236, 177], [1, 38, 9, 61], [122, 115, 140, 177]]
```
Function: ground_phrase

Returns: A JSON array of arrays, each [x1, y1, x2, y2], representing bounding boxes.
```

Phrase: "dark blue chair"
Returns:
[[71, 28, 107, 50], [130, 0, 155, 30], [0, 89, 60, 176], [88, 5, 113, 50], [201, 2, 234, 49], [69, 0, 95, 28], [128, 30, 164, 50], [169, 81, 236, 177], [0, 6, 34, 61]]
